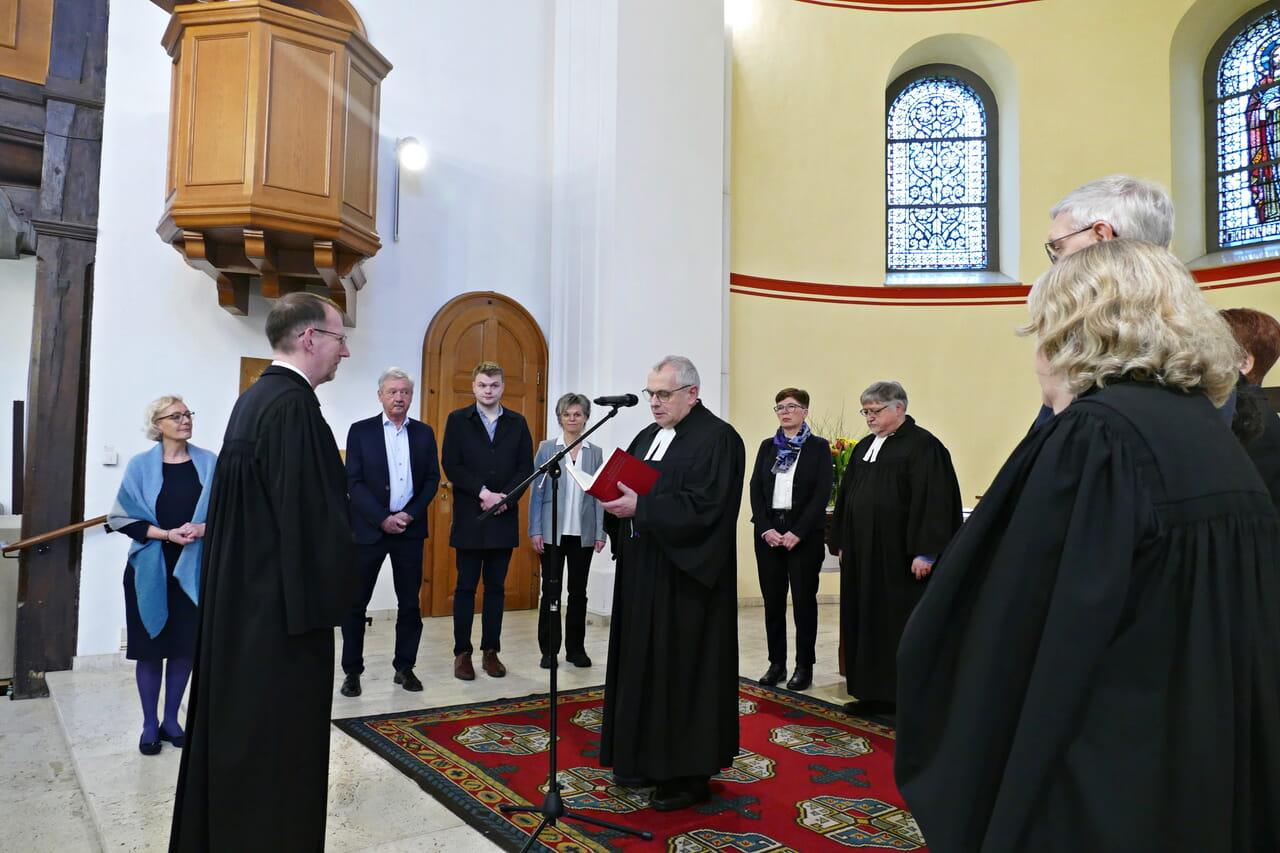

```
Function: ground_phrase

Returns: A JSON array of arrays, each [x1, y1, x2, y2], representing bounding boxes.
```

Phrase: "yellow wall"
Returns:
[[728, 0, 1280, 599]]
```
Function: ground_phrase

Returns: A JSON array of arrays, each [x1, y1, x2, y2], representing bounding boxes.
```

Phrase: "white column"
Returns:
[[550, 0, 727, 614]]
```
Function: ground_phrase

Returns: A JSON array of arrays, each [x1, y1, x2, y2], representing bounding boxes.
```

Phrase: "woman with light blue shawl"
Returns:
[[107, 396, 215, 756]]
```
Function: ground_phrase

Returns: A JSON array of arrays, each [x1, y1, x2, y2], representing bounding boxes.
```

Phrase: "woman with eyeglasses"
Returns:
[[107, 396, 215, 756], [895, 241, 1280, 851], [528, 393, 606, 669], [747, 388, 832, 692]]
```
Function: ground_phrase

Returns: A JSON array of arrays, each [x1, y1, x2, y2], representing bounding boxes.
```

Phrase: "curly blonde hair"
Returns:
[[1017, 240, 1241, 406], [144, 395, 185, 442]]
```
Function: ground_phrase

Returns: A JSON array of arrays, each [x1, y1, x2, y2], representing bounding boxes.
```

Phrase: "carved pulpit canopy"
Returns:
[[155, 0, 392, 324]]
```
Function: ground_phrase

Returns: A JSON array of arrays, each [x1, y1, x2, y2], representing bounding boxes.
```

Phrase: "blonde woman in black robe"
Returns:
[[896, 240, 1280, 852]]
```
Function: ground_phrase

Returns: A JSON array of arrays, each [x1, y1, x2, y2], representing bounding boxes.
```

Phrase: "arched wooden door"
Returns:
[[419, 292, 548, 617]]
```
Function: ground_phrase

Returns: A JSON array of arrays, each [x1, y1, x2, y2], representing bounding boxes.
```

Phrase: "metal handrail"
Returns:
[[1, 515, 108, 556]]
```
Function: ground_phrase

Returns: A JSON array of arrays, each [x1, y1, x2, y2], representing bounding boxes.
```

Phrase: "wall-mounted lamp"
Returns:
[[393, 136, 428, 242]]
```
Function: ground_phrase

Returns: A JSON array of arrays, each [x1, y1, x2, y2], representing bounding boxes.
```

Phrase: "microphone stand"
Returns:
[[480, 404, 652, 850]]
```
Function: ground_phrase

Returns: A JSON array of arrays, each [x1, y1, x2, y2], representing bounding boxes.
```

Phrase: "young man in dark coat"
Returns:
[[338, 367, 440, 697], [599, 355, 746, 812], [170, 292, 356, 852], [440, 361, 533, 680]]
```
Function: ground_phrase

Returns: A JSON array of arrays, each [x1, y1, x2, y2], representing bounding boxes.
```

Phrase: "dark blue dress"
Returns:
[[120, 460, 201, 660]]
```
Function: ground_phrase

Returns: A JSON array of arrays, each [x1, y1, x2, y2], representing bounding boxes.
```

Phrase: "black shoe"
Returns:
[[612, 772, 654, 789], [139, 734, 161, 756], [540, 654, 555, 669], [652, 776, 711, 811], [758, 663, 786, 686], [158, 724, 185, 749], [843, 699, 895, 715], [394, 669, 424, 692], [340, 673, 362, 697], [786, 666, 812, 691], [566, 650, 592, 667]]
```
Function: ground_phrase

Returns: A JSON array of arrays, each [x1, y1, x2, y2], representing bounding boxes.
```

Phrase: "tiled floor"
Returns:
[[1, 603, 850, 852]]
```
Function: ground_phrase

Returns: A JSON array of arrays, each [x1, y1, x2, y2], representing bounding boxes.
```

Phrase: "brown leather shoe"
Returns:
[[481, 649, 506, 678], [454, 652, 475, 681]]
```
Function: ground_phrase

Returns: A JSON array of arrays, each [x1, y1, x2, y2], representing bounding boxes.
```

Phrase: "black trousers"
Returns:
[[537, 535, 593, 656], [754, 512, 823, 667], [453, 547, 512, 655], [340, 536, 424, 675]]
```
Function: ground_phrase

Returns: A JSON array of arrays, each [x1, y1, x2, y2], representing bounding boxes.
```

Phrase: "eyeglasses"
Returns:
[[155, 411, 195, 423], [859, 405, 891, 417], [773, 403, 806, 413], [1043, 224, 1096, 263], [642, 384, 692, 402], [300, 327, 349, 346]]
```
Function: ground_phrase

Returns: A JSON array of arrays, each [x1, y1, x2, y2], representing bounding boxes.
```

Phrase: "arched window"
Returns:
[[886, 65, 998, 272], [1207, 4, 1280, 250]]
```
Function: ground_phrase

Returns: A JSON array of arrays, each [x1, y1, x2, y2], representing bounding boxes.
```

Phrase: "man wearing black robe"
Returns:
[[830, 381, 961, 714], [599, 355, 745, 812], [170, 292, 357, 852]]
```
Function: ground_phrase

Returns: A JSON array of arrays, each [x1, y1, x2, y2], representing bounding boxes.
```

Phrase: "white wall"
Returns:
[[0, 255, 35, 515], [77, 0, 726, 656]]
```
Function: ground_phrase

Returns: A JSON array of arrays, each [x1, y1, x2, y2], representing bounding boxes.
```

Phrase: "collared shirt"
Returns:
[[382, 416, 414, 514], [477, 404, 504, 442], [771, 447, 799, 510], [556, 434, 591, 538], [270, 359, 310, 385]]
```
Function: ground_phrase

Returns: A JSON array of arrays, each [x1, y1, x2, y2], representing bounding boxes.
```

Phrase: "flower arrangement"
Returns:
[[810, 410, 865, 508], [829, 437, 858, 508]]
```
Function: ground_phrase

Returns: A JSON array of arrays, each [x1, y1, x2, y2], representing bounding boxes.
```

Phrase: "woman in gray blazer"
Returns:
[[529, 393, 606, 668]]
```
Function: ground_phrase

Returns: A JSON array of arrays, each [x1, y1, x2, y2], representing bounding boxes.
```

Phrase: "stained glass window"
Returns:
[[886, 65, 997, 271], [1209, 6, 1280, 250]]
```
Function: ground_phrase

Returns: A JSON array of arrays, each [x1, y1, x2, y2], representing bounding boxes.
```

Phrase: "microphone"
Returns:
[[593, 393, 639, 408]]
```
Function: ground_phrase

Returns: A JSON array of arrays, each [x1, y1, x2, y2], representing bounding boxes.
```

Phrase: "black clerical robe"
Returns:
[[830, 415, 961, 703], [896, 382, 1280, 852], [170, 366, 356, 852], [1235, 378, 1280, 512], [601, 402, 745, 781]]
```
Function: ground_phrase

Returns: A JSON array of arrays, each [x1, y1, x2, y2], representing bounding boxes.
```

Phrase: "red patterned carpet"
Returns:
[[333, 680, 927, 852]]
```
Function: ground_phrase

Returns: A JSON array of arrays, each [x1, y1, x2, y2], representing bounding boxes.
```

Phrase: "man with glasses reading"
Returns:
[[598, 355, 746, 812], [171, 292, 356, 851], [829, 381, 961, 717]]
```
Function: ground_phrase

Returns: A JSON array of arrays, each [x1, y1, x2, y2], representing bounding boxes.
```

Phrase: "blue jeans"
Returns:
[[452, 547, 512, 655]]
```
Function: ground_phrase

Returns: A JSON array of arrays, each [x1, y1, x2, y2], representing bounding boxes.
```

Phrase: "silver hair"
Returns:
[[652, 355, 700, 388], [1049, 175, 1174, 248], [860, 381, 908, 411], [555, 392, 592, 420], [144, 395, 185, 442], [378, 366, 414, 391]]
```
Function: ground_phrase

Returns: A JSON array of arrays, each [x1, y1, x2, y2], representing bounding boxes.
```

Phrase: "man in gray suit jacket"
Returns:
[[529, 393, 606, 668]]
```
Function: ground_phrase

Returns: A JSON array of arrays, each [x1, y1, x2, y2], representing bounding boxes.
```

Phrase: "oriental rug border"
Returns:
[[333, 680, 924, 852]]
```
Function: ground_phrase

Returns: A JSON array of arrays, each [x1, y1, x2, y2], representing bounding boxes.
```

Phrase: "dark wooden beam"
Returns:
[[10, 402, 22, 515], [13, 0, 108, 700]]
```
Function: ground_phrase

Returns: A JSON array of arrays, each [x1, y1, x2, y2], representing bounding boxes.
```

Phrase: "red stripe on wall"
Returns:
[[792, 0, 1044, 11], [1190, 258, 1280, 284], [732, 264, 1280, 307], [730, 272, 1030, 303]]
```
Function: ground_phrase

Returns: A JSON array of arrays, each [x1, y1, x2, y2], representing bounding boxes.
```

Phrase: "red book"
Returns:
[[566, 447, 660, 502]]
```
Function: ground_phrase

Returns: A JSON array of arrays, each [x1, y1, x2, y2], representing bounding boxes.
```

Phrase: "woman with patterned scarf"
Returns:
[[747, 387, 833, 691]]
